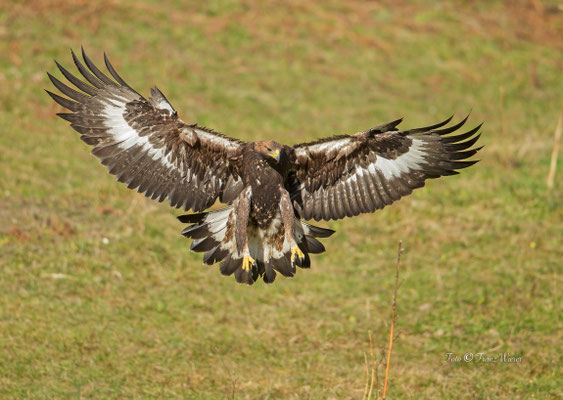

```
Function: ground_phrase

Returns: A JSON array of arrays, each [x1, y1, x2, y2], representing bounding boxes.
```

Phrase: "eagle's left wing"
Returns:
[[290, 116, 482, 221]]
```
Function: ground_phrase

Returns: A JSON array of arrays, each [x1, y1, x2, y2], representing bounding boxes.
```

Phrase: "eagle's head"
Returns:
[[254, 140, 283, 164]]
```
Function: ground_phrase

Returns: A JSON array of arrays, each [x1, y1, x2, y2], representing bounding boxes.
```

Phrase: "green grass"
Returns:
[[1, 0, 561, 398]]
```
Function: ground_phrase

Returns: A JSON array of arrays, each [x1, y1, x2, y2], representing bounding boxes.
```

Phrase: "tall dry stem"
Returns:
[[381, 241, 402, 399]]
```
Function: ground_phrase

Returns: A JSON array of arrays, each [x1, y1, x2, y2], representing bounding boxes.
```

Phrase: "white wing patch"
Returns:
[[343, 138, 426, 184], [103, 100, 176, 170], [373, 137, 426, 179]]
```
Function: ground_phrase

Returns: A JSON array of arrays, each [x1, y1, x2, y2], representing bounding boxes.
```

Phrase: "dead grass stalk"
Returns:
[[546, 105, 562, 189], [362, 241, 403, 400]]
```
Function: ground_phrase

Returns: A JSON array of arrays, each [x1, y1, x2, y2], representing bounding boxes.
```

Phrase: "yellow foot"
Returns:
[[242, 254, 256, 271], [290, 246, 305, 263]]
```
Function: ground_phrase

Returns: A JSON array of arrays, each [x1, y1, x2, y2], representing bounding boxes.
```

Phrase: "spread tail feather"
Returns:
[[178, 208, 334, 285]]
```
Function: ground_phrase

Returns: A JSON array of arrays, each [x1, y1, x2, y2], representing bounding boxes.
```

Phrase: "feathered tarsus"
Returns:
[[47, 48, 482, 285]]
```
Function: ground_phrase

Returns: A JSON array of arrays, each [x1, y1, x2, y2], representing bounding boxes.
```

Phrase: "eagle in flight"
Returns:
[[47, 49, 482, 285]]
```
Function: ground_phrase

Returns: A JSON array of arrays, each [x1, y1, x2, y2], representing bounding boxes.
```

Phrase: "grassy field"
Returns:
[[1, 0, 561, 398]]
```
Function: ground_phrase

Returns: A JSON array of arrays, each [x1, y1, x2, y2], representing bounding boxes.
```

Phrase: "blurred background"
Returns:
[[0, 0, 561, 398]]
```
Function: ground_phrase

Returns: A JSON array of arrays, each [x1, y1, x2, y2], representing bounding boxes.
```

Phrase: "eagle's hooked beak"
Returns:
[[268, 149, 280, 162]]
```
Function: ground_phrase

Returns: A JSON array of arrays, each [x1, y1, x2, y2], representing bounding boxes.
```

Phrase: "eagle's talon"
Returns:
[[242, 254, 256, 271], [290, 246, 305, 263]]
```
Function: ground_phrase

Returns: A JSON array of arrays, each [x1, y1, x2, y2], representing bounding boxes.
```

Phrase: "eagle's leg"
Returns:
[[235, 187, 255, 271], [280, 188, 305, 264]]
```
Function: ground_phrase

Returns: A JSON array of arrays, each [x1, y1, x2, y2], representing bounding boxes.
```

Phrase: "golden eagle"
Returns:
[[47, 49, 482, 285]]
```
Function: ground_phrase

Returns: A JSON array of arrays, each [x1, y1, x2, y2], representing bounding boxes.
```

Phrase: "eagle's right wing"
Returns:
[[47, 49, 245, 212]]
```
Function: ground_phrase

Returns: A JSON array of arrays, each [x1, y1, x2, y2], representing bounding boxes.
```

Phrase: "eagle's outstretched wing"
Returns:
[[290, 115, 482, 221], [47, 49, 245, 212]]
